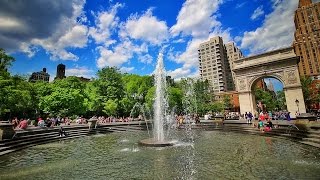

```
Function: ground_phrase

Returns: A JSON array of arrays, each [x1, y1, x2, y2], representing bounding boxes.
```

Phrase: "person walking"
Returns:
[[286, 112, 291, 121], [248, 112, 253, 124]]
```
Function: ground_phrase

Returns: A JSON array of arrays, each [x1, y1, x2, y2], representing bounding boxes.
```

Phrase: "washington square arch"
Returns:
[[232, 47, 306, 118]]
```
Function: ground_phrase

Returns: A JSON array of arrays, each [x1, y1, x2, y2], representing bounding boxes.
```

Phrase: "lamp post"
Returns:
[[295, 99, 300, 113]]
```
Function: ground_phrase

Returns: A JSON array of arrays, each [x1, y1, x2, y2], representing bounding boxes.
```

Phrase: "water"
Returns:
[[0, 131, 320, 180], [153, 52, 167, 142], [130, 102, 152, 137]]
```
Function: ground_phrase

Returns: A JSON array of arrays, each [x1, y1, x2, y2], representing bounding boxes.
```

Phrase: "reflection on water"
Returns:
[[0, 131, 320, 180]]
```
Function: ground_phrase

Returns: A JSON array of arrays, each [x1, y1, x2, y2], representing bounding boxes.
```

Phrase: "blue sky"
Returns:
[[1, 0, 318, 89]]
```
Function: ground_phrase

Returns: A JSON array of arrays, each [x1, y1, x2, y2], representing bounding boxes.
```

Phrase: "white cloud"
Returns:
[[120, 9, 169, 45], [65, 66, 95, 78], [13, 0, 89, 61], [167, 65, 199, 80], [172, 38, 186, 43], [250, 6, 264, 20], [89, 3, 123, 45], [241, 0, 298, 54], [120, 66, 134, 73], [138, 54, 153, 64], [168, 0, 231, 80], [236, 2, 247, 9], [29, 24, 88, 61], [170, 0, 223, 38], [96, 41, 148, 68], [58, 25, 88, 48]]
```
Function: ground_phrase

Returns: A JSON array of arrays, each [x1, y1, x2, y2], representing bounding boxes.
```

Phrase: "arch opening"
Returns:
[[250, 76, 288, 119]]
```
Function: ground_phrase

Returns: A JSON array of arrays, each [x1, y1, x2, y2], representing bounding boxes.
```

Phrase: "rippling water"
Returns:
[[0, 131, 320, 180]]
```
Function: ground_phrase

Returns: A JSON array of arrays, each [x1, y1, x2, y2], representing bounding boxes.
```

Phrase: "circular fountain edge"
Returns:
[[139, 138, 174, 147]]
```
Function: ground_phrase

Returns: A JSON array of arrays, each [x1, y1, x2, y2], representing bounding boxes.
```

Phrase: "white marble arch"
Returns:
[[232, 47, 306, 118]]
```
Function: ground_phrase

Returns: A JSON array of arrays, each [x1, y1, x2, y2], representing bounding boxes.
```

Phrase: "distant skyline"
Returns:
[[1, 0, 319, 81]]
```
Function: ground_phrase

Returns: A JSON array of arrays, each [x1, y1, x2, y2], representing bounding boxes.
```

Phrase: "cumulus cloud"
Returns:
[[120, 66, 134, 73], [250, 6, 264, 20], [241, 0, 298, 54], [120, 9, 169, 45], [170, 0, 223, 38], [138, 54, 153, 64], [168, 0, 231, 79], [96, 41, 148, 68], [89, 3, 123, 45], [167, 65, 199, 80], [65, 66, 95, 78], [0, 0, 88, 60]]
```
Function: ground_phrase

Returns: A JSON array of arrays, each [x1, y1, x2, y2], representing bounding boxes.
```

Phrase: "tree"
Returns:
[[0, 48, 15, 77], [97, 67, 124, 101], [275, 90, 286, 110], [254, 88, 276, 111], [223, 95, 232, 110], [145, 87, 156, 111], [39, 87, 85, 116], [300, 76, 313, 110], [208, 101, 225, 113], [120, 74, 154, 117], [103, 99, 118, 116], [83, 81, 102, 114], [176, 78, 212, 115], [95, 67, 126, 117], [0, 75, 34, 119], [35, 77, 88, 117], [168, 87, 183, 114]]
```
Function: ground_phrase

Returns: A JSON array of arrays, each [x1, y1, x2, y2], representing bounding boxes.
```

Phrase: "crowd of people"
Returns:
[[10, 116, 74, 130], [9, 115, 147, 130], [96, 116, 142, 124]]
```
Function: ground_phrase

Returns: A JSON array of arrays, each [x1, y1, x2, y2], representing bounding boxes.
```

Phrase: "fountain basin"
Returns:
[[139, 138, 174, 147]]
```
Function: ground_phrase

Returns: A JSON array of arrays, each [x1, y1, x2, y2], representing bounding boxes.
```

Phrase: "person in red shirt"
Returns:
[[18, 119, 28, 129]]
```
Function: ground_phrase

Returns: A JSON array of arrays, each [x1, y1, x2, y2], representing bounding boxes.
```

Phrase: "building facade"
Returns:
[[225, 42, 244, 89], [55, 64, 66, 80], [198, 36, 235, 93], [293, 0, 320, 79], [29, 68, 50, 82], [214, 91, 240, 112]]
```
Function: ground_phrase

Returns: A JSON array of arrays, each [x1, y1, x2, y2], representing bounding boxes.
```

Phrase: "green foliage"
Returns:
[[275, 90, 286, 110], [300, 76, 320, 111], [145, 87, 155, 111], [255, 88, 276, 111], [177, 78, 213, 115], [0, 75, 34, 117], [300, 76, 313, 109], [0, 48, 15, 77], [254, 88, 286, 111], [103, 99, 118, 116], [2, 49, 237, 119], [97, 67, 124, 101], [121, 74, 153, 116], [223, 95, 232, 110], [168, 87, 183, 114], [208, 101, 225, 113], [83, 81, 102, 113]]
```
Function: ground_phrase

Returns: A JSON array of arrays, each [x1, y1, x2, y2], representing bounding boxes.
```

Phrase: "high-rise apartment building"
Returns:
[[29, 68, 50, 82], [225, 42, 244, 88], [198, 36, 234, 93], [293, 0, 320, 79]]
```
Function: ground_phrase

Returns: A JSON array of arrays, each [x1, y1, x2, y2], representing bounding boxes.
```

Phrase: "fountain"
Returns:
[[139, 52, 174, 147]]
